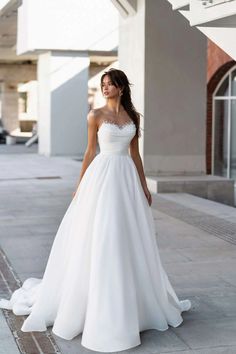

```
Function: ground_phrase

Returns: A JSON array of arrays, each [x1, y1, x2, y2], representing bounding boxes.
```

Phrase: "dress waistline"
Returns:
[[99, 151, 129, 156]]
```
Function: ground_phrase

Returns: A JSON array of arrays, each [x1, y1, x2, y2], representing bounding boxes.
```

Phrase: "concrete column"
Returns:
[[119, 0, 145, 159], [119, 0, 207, 176], [38, 51, 89, 156]]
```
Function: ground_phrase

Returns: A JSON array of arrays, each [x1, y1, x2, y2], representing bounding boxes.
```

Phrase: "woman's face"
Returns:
[[101, 75, 120, 99]]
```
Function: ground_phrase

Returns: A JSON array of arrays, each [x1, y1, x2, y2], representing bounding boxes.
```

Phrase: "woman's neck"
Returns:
[[106, 98, 123, 115]]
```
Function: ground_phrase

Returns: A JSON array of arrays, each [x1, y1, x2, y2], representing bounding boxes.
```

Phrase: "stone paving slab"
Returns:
[[0, 247, 61, 354], [0, 311, 21, 354], [171, 348, 236, 354], [172, 317, 236, 350], [152, 196, 236, 245], [159, 193, 236, 220], [0, 150, 236, 354]]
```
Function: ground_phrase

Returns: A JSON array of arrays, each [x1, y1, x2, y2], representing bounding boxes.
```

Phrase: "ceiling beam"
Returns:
[[110, 0, 137, 18], [0, 0, 21, 16]]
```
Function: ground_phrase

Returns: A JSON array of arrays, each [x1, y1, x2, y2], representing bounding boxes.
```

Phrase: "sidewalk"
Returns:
[[0, 145, 236, 354]]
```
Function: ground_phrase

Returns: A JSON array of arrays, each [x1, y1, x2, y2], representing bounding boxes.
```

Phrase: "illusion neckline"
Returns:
[[97, 120, 135, 133]]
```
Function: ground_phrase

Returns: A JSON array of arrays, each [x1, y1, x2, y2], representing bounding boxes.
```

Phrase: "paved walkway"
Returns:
[[0, 145, 236, 354]]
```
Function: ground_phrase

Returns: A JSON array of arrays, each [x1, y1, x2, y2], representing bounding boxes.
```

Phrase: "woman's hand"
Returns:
[[143, 186, 152, 206]]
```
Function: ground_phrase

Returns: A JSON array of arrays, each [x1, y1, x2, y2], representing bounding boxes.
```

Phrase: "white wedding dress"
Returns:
[[0, 119, 191, 353]]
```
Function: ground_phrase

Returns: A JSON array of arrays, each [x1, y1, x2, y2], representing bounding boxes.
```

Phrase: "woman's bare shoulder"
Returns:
[[87, 107, 107, 127], [88, 107, 107, 119]]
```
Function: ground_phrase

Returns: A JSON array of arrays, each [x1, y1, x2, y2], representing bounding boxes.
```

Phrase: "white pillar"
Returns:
[[38, 51, 89, 156], [119, 0, 207, 176], [119, 0, 145, 159]]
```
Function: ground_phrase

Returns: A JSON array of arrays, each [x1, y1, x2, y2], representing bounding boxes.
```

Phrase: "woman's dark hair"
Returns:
[[100, 68, 142, 138]]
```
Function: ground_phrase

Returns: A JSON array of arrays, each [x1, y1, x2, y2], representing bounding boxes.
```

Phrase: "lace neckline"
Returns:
[[98, 120, 135, 133]]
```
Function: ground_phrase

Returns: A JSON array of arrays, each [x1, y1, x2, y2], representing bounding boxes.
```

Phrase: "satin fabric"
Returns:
[[0, 120, 191, 352]]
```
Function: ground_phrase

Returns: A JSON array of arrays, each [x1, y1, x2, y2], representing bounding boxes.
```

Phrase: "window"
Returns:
[[212, 65, 236, 179]]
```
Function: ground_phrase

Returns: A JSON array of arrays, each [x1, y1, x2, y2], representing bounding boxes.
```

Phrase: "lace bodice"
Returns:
[[98, 119, 135, 131], [97, 120, 136, 156]]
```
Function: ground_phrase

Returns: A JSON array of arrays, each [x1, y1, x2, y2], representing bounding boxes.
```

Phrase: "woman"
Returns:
[[0, 68, 191, 352]]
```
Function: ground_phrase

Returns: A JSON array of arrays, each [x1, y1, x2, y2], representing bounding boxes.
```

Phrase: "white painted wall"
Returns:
[[166, 2, 236, 60], [38, 51, 89, 156], [179, 9, 236, 61], [119, 0, 207, 176], [144, 1, 207, 176], [16, 0, 119, 156], [190, 0, 236, 26], [17, 0, 118, 54], [119, 0, 145, 158], [167, 0, 189, 10]]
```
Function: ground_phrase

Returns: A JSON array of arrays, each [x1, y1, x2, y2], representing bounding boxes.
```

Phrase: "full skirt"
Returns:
[[0, 153, 191, 352]]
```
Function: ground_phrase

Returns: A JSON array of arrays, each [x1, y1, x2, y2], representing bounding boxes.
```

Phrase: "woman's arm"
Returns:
[[129, 119, 152, 206], [73, 110, 98, 196]]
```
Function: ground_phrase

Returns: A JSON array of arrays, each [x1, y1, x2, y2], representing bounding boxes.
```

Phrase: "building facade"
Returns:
[[1, 0, 236, 205]]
